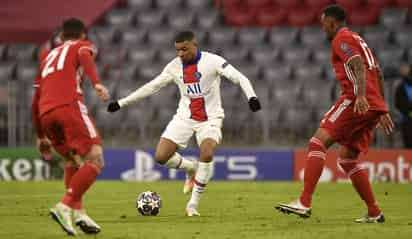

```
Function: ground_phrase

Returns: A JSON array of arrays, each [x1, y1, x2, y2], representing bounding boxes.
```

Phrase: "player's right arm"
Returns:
[[78, 43, 109, 102], [107, 64, 174, 112]]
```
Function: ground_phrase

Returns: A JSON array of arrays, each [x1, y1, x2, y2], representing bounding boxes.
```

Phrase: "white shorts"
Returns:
[[161, 116, 223, 149]]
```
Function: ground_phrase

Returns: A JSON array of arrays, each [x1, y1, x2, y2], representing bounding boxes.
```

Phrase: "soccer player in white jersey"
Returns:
[[107, 31, 261, 216]]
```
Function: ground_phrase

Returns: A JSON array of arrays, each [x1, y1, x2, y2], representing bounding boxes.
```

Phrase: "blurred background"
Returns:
[[1, 0, 412, 150]]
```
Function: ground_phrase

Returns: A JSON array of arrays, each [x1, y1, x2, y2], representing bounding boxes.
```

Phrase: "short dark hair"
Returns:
[[323, 5, 346, 22], [175, 31, 195, 43], [62, 18, 85, 39]]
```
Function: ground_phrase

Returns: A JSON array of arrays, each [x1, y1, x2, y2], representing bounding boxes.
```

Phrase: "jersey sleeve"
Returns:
[[214, 54, 257, 99], [118, 62, 174, 107], [77, 41, 101, 86], [332, 35, 362, 64], [78, 41, 98, 58]]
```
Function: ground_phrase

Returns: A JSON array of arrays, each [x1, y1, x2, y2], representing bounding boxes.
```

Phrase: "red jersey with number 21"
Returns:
[[331, 27, 387, 112], [37, 40, 97, 116]]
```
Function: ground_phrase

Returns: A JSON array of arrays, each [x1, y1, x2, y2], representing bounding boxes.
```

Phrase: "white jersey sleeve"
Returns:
[[118, 63, 174, 107], [215, 55, 257, 99]]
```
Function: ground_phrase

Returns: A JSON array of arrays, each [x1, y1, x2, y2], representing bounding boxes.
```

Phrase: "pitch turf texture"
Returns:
[[1, 181, 411, 239]]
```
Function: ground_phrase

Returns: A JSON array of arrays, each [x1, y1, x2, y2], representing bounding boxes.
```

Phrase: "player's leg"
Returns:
[[186, 119, 222, 216], [158, 118, 198, 193], [155, 137, 198, 194], [56, 102, 104, 234], [62, 144, 103, 234], [186, 138, 217, 216], [300, 128, 334, 207], [63, 153, 81, 189], [41, 111, 78, 236], [155, 137, 197, 173], [338, 146, 384, 223], [276, 127, 334, 218]]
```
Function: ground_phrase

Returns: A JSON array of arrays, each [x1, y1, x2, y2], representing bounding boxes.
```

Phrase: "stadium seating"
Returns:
[[2, 0, 411, 147]]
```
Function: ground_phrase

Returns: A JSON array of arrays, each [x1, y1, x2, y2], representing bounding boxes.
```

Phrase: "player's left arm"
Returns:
[[216, 58, 261, 112], [31, 72, 52, 159], [348, 56, 393, 134]]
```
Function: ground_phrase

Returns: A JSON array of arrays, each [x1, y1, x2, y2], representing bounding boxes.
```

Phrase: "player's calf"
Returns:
[[183, 161, 198, 194]]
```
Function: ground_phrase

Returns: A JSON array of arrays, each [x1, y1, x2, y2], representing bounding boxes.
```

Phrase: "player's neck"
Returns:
[[332, 25, 346, 40]]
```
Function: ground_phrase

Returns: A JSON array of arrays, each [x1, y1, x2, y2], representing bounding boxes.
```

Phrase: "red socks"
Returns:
[[64, 165, 78, 189], [339, 158, 381, 217], [62, 162, 100, 210], [300, 137, 327, 208]]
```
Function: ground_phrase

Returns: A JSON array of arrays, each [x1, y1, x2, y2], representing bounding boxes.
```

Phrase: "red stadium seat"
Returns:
[[273, 0, 301, 9], [367, 0, 394, 8], [335, 0, 364, 12], [304, 0, 334, 9], [395, 0, 412, 8], [245, 0, 272, 10], [224, 7, 256, 26], [288, 6, 317, 27], [218, 0, 243, 10], [349, 6, 380, 26], [256, 7, 288, 27]]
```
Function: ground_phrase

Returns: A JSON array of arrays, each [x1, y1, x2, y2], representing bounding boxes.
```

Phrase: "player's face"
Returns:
[[320, 14, 336, 41], [175, 40, 197, 64]]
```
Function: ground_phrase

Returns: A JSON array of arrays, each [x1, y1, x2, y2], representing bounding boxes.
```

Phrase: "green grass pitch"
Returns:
[[0, 181, 411, 239]]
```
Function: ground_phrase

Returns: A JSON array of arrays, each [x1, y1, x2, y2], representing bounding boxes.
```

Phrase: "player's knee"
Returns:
[[85, 152, 104, 169], [155, 151, 169, 165], [200, 148, 214, 162], [84, 145, 105, 169]]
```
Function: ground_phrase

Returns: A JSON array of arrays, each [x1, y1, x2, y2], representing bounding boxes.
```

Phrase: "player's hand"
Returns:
[[107, 101, 121, 112], [94, 83, 109, 102], [354, 96, 369, 115], [377, 113, 394, 135], [36, 137, 52, 161], [248, 97, 261, 112]]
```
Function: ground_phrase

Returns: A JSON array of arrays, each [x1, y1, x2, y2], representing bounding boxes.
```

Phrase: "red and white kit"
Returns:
[[32, 40, 101, 156], [320, 27, 388, 152]]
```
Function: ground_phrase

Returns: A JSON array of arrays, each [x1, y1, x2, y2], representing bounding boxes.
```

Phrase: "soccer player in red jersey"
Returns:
[[276, 5, 394, 223], [32, 18, 109, 235]]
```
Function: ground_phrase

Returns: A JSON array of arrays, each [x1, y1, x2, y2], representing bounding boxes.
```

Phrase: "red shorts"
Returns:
[[40, 101, 101, 157], [320, 97, 384, 153]]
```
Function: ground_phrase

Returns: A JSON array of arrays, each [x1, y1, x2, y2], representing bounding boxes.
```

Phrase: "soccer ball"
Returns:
[[136, 191, 162, 216]]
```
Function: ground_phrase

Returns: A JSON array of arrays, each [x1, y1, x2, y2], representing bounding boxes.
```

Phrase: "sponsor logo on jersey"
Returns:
[[186, 82, 202, 96]]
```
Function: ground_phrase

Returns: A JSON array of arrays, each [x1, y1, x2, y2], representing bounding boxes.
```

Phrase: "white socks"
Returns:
[[164, 152, 195, 172], [187, 161, 213, 209]]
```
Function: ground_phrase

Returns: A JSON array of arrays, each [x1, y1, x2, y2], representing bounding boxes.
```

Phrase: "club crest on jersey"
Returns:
[[195, 72, 202, 80], [341, 42, 353, 57], [186, 82, 202, 97]]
